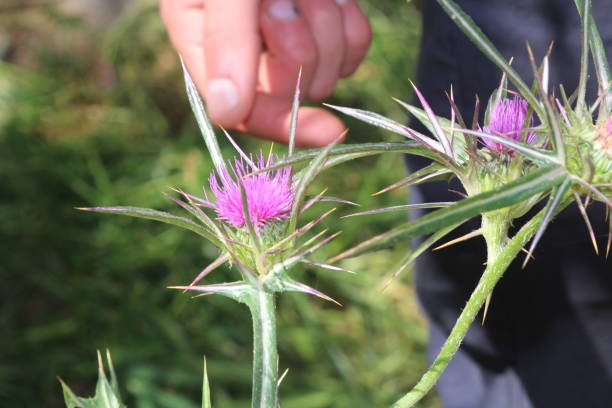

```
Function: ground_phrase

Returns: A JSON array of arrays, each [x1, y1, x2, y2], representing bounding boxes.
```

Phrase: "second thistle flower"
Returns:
[[482, 96, 536, 156]]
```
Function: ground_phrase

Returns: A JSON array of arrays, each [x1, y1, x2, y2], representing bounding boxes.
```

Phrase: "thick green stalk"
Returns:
[[249, 287, 278, 408], [390, 200, 570, 408]]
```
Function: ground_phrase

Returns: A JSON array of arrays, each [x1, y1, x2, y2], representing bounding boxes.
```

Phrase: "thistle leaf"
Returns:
[[436, 0, 545, 122], [457, 129, 559, 164], [575, 0, 591, 108], [288, 136, 341, 234], [331, 165, 565, 260], [372, 164, 452, 196], [408, 82, 454, 158], [251, 142, 436, 174], [393, 98, 468, 163], [324, 104, 445, 153], [288, 67, 302, 157], [77, 206, 222, 245], [188, 253, 230, 287], [202, 357, 212, 408], [180, 58, 224, 170], [60, 352, 125, 408], [574, 0, 611, 116], [521, 178, 572, 267], [170, 282, 254, 303], [382, 221, 465, 288], [525, 46, 566, 164], [574, 191, 599, 255], [280, 278, 342, 306], [342, 202, 453, 219], [300, 259, 356, 274]]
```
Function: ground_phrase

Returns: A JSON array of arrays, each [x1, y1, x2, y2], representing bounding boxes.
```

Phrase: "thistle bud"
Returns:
[[482, 97, 535, 156]]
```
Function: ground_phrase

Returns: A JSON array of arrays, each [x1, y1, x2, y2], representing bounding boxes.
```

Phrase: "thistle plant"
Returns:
[[318, 0, 611, 406], [72, 63, 363, 408], [63, 0, 609, 406]]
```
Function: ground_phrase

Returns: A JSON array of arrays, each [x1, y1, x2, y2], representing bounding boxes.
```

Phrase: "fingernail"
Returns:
[[335, 0, 348, 5], [206, 78, 239, 118], [268, 0, 298, 20]]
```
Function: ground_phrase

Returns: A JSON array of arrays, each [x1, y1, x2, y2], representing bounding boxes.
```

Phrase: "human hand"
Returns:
[[160, 0, 371, 146]]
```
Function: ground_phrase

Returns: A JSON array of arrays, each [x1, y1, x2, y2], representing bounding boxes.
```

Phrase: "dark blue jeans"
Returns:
[[410, 1, 612, 407]]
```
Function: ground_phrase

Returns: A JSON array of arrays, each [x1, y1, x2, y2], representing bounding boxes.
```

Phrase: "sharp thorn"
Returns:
[[482, 293, 492, 325], [433, 229, 481, 251]]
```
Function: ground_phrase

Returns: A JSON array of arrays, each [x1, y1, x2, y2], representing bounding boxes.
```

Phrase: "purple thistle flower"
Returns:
[[209, 154, 293, 230], [482, 97, 536, 155]]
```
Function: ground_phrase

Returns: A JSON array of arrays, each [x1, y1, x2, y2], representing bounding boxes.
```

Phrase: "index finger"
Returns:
[[203, 0, 261, 127]]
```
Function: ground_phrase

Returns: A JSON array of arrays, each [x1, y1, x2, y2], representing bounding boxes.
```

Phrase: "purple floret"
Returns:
[[209, 154, 293, 231], [482, 97, 536, 155]]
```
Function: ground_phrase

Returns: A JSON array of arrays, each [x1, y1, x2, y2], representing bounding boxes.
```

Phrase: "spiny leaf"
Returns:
[[576, 0, 611, 116], [436, 0, 545, 122], [288, 67, 302, 157], [332, 165, 565, 261], [180, 58, 224, 170], [574, 191, 599, 255], [188, 253, 230, 288], [575, 0, 591, 108], [525, 45, 566, 164], [202, 357, 212, 408], [164, 193, 219, 234], [522, 178, 572, 268], [60, 352, 125, 408], [265, 208, 337, 255], [288, 136, 341, 234], [393, 98, 468, 164], [281, 278, 342, 306], [457, 129, 559, 164], [342, 202, 453, 219], [169, 282, 254, 303], [382, 222, 464, 289], [433, 228, 482, 251], [77, 206, 222, 246], [408, 82, 454, 158], [325, 104, 445, 153], [251, 142, 437, 174], [372, 164, 451, 196], [300, 259, 356, 274]]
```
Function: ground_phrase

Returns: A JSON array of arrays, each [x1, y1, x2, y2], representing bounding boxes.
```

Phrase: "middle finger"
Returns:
[[295, 0, 345, 101]]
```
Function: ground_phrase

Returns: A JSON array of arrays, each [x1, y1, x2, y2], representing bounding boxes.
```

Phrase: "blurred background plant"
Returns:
[[0, 0, 440, 407]]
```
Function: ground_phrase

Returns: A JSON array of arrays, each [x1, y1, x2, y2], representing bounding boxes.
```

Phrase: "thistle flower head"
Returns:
[[482, 96, 535, 155], [209, 154, 293, 231]]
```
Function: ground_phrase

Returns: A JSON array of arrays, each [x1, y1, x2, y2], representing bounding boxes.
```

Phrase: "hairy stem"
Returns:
[[249, 287, 278, 408], [390, 201, 570, 408]]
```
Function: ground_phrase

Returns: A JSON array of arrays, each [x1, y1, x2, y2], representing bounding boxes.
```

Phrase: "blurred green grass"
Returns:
[[0, 1, 439, 407]]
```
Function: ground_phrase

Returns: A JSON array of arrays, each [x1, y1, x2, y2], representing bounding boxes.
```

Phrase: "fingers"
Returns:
[[239, 93, 346, 146], [162, 0, 364, 146], [161, 0, 207, 99], [336, 0, 372, 77], [295, 0, 345, 100], [259, 0, 318, 97], [201, 0, 261, 127]]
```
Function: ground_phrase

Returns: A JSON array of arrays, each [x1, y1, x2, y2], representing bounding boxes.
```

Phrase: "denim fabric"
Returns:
[[410, 1, 612, 407]]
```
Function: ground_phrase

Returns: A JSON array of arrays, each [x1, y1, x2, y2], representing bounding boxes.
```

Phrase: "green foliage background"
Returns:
[[0, 1, 439, 407]]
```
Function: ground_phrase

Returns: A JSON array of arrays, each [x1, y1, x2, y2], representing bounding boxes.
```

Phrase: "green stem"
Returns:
[[390, 201, 570, 408], [249, 286, 278, 408]]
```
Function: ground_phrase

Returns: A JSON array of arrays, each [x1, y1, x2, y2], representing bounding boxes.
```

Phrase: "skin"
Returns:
[[160, 0, 372, 146]]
